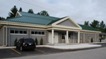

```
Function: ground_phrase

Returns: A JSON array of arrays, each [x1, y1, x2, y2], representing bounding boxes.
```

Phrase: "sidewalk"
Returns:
[[0, 46, 15, 49], [37, 43, 102, 50], [0, 43, 102, 50]]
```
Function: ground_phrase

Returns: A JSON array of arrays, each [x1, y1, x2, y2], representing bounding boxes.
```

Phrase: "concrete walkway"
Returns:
[[0, 46, 15, 49], [37, 43, 102, 50], [0, 43, 101, 50]]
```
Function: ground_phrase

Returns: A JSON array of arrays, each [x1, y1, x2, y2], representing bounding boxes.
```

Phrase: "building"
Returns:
[[0, 12, 101, 46]]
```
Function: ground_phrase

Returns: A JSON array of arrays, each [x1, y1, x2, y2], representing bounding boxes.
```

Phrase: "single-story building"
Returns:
[[0, 12, 101, 46]]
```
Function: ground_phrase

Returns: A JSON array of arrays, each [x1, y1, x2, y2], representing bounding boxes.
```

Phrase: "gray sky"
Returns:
[[0, 0, 106, 24]]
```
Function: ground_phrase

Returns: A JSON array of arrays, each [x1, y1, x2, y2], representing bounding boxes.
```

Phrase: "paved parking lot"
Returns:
[[0, 47, 70, 59], [0, 43, 106, 59]]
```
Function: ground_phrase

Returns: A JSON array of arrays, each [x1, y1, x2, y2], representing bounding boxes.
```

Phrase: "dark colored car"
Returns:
[[16, 38, 36, 51]]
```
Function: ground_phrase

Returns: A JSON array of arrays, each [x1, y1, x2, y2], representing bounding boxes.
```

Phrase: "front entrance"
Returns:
[[48, 30, 79, 44], [58, 32, 66, 43]]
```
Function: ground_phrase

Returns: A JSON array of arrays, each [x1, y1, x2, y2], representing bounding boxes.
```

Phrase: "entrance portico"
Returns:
[[48, 29, 80, 45]]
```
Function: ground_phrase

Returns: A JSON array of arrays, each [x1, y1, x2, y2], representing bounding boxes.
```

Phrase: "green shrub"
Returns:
[[35, 38, 38, 45], [14, 38, 17, 46], [40, 38, 43, 45]]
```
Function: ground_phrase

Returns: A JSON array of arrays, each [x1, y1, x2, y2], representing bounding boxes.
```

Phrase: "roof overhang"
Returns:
[[0, 21, 47, 29]]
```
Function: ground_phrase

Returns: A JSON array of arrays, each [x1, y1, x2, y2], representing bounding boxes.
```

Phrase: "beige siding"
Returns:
[[80, 32, 100, 43], [0, 28, 3, 46]]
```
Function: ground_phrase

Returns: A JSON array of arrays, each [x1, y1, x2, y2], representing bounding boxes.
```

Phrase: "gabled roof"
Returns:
[[79, 24, 99, 31], [1, 12, 100, 32], [6, 12, 60, 25]]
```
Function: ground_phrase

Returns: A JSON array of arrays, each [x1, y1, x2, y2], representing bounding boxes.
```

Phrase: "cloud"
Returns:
[[0, 0, 106, 24]]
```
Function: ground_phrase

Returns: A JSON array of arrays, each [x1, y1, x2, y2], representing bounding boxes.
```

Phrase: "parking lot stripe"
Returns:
[[11, 48, 21, 55], [35, 49, 46, 54]]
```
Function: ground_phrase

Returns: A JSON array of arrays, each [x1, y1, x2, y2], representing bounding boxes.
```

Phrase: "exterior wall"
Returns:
[[7, 26, 48, 46], [57, 19, 78, 27], [7, 28, 29, 46], [30, 30, 48, 45], [48, 32, 59, 44], [1, 25, 100, 46], [54, 32, 59, 44], [0, 28, 3, 46], [80, 32, 100, 43]]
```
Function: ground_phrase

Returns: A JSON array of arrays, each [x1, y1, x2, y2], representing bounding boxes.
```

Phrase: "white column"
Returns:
[[78, 31, 80, 43], [66, 31, 69, 44], [5, 26, 7, 46], [3, 27, 4, 46], [83, 33, 85, 43], [51, 29, 54, 44]]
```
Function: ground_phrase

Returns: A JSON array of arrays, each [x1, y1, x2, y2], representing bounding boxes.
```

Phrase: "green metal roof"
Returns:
[[6, 12, 60, 25], [79, 24, 99, 31], [3, 12, 99, 31]]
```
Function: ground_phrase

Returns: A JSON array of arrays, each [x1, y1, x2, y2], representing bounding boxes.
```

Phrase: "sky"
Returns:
[[0, 0, 106, 24]]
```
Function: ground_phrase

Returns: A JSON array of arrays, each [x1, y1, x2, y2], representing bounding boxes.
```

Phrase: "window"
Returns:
[[10, 30, 14, 33], [10, 30, 27, 34], [35, 32, 37, 34], [31, 31, 34, 34], [38, 32, 41, 34], [42, 32, 44, 35], [31, 31, 45, 35], [20, 31, 23, 34], [15, 30, 18, 34], [24, 31, 27, 34]]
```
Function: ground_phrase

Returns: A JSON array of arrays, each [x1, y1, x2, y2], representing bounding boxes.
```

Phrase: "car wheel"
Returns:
[[20, 46, 23, 51]]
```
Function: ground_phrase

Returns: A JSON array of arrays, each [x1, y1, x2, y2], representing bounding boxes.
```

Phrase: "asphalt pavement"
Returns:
[[5, 43, 106, 59], [0, 43, 106, 59]]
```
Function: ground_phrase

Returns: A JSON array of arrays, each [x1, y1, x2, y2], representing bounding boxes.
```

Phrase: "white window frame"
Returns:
[[31, 31, 45, 36], [10, 30, 28, 35]]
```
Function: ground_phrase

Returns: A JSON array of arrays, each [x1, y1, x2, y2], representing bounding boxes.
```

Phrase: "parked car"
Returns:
[[16, 38, 36, 51]]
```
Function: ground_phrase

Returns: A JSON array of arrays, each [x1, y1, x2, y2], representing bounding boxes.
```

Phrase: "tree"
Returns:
[[99, 21, 105, 29], [0, 17, 5, 20], [90, 20, 99, 28], [7, 5, 18, 19], [99, 21, 105, 32], [19, 7, 22, 12], [28, 9, 34, 14], [84, 20, 106, 33], [84, 21, 89, 26], [37, 10, 49, 16], [104, 28, 106, 33]]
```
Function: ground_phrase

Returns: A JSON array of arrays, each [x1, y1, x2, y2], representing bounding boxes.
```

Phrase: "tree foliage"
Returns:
[[84, 20, 106, 33], [0, 17, 5, 20], [40, 38, 43, 45], [37, 10, 49, 16], [90, 20, 99, 28], [99, 21, 106, 32], [35, 38, 38, 45], [84, 21, 89, 26], [28, 9, 34, 14], [19, 7, 22, 12], [7, 5, 18, 19]]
